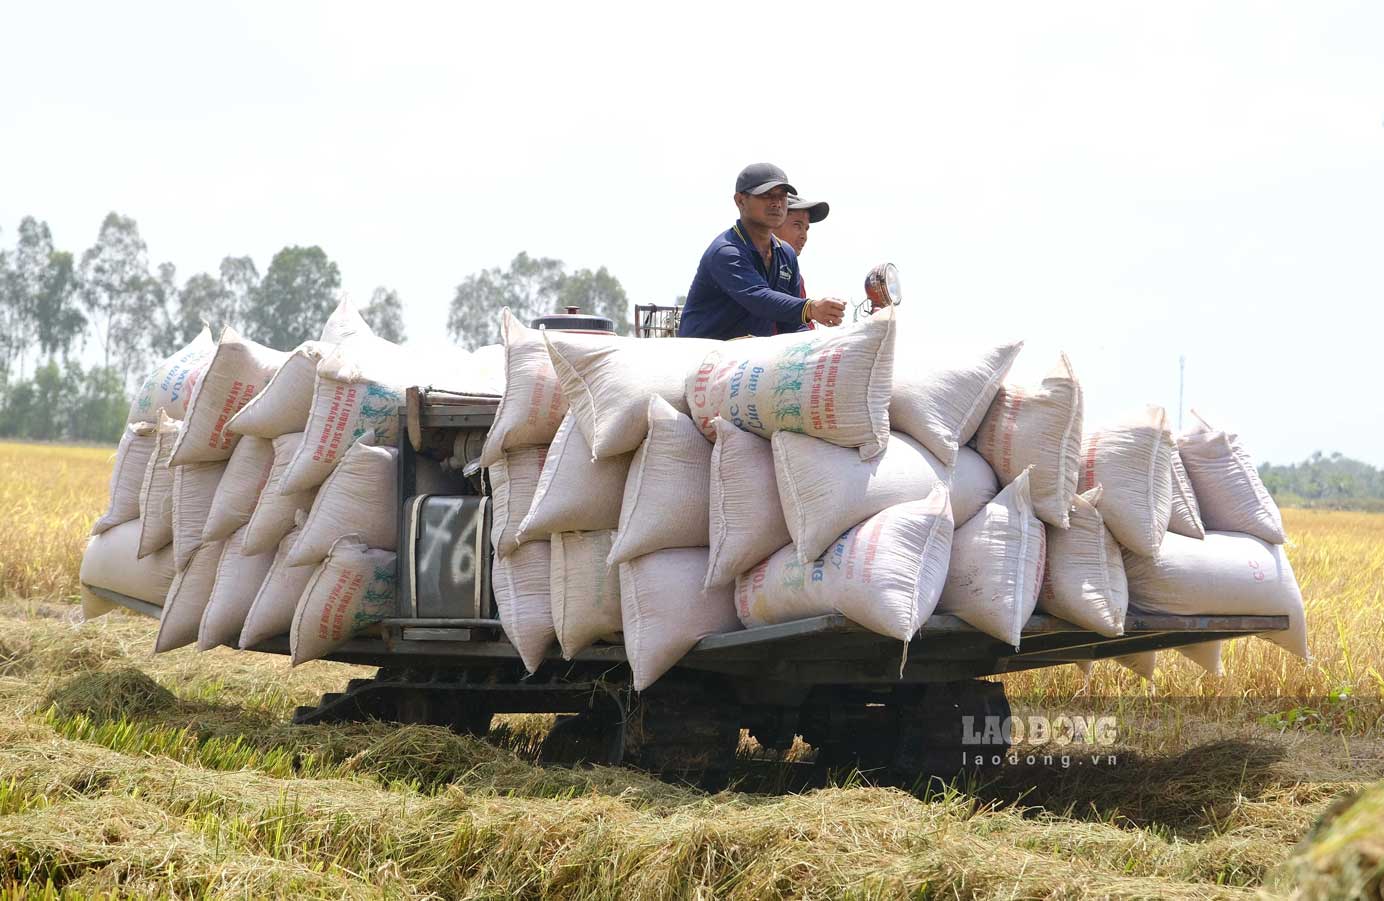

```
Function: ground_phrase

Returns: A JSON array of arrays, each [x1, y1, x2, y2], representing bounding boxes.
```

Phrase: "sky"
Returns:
[[2, 1, 1381, 465]]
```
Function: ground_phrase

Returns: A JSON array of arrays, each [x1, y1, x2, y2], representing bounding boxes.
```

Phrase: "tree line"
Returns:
[[1259, 452, 1384, 512], [0, 212, 632, 443]]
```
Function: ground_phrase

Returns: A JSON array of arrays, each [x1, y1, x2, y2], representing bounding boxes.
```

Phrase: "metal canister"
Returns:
[[863, 263, 902, 310], [529, 306, 616, 334]]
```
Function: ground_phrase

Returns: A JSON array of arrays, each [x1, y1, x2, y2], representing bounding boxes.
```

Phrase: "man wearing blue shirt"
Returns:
[[678, 163, 846, 339]]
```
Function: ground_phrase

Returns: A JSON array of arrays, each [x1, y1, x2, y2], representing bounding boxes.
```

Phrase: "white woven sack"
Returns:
[[1078, 405, 1172, 557], [488, 446, 549, 559], [890, 332, 1023, 465], [974, 353, 1083, 529], [171, 461, 225, 570], [239, 527, 316, 648], [1176, 412, 1286, 544], [938, 469, 1046, 647], [1037, 487, 1127, 637], [492, 540, 554, 673], [319, 297, 374, 344], [478, 309, 573, 467], [545, 329, 717, 460], [1116, 652, 1157, 682], [169, 326, 289, 466], [136, 412, 182, 558], [619, 547, 741, 691], [279, 335, 416, 494], [551, 530, 622, 659], [290, 536, 396, 665], [1167, 448, 1206, 539], [197, 526, 276, 650], [92, 423, 157, 535], [1177, 641, 1223, 676], [1124, 531, 1307, 659], [288, 432, 397, 567], [128, 327, 215, 424], [515, 415, 631, 543], [201, 435, 274, 542], [225, 341, 327, 439], [705, 418, 791, 589], [1104, 647, 1215, 680], [243, 432, 318, 555], [607, 396, 712, 564], [153, 540, 224, 651], [467, 342, 507, 397], [773, 430, 997, 565], [685, 308, 896, 460], [280, 374, 404, 494], [79, 590, 120, 621], [78, 519, 176, 617], [736, 487, 954, 645], [952, 447, 1000, 526], [409, 345, 487, 396]]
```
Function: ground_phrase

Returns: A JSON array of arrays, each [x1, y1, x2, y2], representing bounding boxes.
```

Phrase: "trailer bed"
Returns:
[[83, 584, 1286, 683]]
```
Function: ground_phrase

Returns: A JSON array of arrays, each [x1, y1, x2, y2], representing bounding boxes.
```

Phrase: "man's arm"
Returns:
[[705, 246, 807, 323]]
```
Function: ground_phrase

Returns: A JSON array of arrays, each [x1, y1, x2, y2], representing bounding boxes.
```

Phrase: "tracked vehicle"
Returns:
[[86, 305, 1290, 786]]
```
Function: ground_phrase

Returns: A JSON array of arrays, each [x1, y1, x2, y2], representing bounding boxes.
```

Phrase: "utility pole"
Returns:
[[1178, 355, 1186, 432]]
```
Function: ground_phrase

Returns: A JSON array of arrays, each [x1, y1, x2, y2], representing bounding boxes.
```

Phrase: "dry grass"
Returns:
[[0, 439, 1382, 898], [0, 441, 113, 602], [1272, 781, 1384, 898], [1004, 508, 1384, 702]]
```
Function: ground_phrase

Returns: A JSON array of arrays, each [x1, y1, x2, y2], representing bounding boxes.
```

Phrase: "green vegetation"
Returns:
[[0, 214, 630, 443], [1260, 451, 1384, 512], [446, 251, 632, 348]]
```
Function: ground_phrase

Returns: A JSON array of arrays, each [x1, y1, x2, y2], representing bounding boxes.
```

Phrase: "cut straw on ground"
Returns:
[[1, 439, 1383, 897]]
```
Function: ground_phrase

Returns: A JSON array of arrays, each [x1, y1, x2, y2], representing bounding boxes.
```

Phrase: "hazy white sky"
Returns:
[[2, 1, 1380, 464]]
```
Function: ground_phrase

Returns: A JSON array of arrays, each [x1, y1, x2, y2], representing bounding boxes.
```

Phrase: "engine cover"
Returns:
[[401, 494, 492, 619]]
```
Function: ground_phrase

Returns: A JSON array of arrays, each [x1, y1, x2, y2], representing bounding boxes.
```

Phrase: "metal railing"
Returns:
[[634, 304, 681, 338]]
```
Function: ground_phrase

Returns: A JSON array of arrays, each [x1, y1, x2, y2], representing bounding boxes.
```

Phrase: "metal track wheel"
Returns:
[[622, 673, 742, 790], [800, 680, 1011, 787]]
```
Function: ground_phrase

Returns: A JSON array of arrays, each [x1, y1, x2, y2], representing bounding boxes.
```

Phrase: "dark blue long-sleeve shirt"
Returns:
[[677, 221, 808, 339]]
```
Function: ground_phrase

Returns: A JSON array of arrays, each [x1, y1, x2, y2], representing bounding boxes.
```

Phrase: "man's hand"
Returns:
[[805, 298, 847, 327]]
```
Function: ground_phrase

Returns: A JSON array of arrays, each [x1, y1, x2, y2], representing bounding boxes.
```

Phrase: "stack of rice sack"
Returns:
[[80, 328, 219, 618], [723, 318, 1022, 653], [481, 311, 569, 673], [82, 299, 486, 665], [482, 309, 730, 688], [487, 306, 996, 689], [83, 295, 1308, 688], [963, 352, 1304, 679], [482, 300, 1307, 692], [1121, 409, 1304, 675]]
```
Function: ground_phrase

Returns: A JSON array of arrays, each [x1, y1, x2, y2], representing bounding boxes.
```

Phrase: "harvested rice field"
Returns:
[[1, 439, 1381, 899]]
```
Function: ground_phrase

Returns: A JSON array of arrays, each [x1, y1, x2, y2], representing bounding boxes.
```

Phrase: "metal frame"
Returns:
[[83, 584, 1287, 685], [397, 391, 498, 623], [633, 303, 681, 338]]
